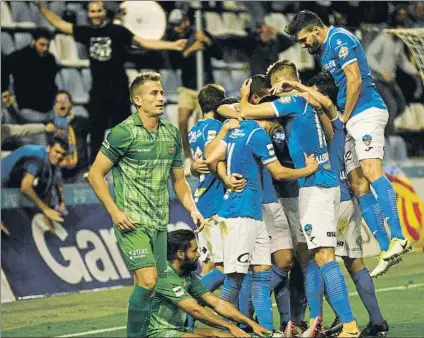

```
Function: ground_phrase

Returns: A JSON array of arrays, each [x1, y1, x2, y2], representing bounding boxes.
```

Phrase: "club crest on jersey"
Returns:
[[207, 130, 217, 141], [304, 224, 313, 237], [278, 96, 292, 104], [362, 134, 372, 146], [338, 46, 349, 60], [168, 145, 176, 154]]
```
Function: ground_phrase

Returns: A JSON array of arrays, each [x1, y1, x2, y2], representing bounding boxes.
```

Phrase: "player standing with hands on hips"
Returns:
[[285, 11, 412, 277], [88, 72, 205, 338]]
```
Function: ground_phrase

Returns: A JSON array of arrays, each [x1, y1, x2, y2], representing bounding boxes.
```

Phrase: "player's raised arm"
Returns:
[[239, 79, 276, 119], [342, 61, 362, 123], [132, 35, 187, 51], [204, 119, 239, 158], [36, 1, 73, 35]]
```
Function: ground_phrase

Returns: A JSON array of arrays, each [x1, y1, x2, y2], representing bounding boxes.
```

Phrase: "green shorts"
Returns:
[[114, 226, 167, 274], [147, 328, 193, 338]]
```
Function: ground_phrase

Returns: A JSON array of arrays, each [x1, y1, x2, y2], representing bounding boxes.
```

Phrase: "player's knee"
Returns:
[[343, 257, 365, 275], [314, 247, 335, 267], [272, 250, 293, 270], [360, 159, 384, 183], [348, 170, 370, 197]]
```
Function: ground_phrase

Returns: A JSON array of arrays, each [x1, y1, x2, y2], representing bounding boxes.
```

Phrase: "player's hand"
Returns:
[[192, 153, 210, 175], [111, 209, 136, 232], [240, 78, 252, 99], [43, 207, 64, 223], [174, 39, 188, 51], [223, 118, 240, 131], [251, 323, 272, 338], [191, 210, 205, 233], [298, 92, 322, 110], [269, 80, 298, 95], [227, 173, 247, 192], [382, 71, 393, 83], [44, 123, 56, 133], [196, 30, 212, 45], [304, 153, 319, 174], [228, 324, 251, 337]]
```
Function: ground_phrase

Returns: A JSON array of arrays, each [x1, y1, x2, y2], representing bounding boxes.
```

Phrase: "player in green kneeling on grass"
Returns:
[[147, 229, 272, 338], [88, 72, 206, 338]]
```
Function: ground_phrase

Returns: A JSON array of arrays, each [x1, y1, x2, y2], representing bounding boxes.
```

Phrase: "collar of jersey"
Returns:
[[322, 25, 335, 45], [132, 113, 165, 127]]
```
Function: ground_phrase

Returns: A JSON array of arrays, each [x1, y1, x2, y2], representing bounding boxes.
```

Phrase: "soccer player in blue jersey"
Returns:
[[188, 84, 245, 293], [240, 60, 360, 337], [206, 115, 318, 332], [307, 73, 389, 337], [285, 11, 412, 275]]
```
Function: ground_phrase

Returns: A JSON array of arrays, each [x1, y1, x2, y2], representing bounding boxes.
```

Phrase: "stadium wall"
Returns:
[[1, 174, 424, 302]]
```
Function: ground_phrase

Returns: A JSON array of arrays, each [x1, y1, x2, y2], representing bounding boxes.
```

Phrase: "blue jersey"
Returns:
[[219, 120, 277, 220], [272, 95, 338, 188], [319, 26, 386, 117], [262, 168, 278, 204], [1, 145, 61, 198], [188, 119, 225, 218], [271, 126, 299, 198], [328, 117, 352, 202]]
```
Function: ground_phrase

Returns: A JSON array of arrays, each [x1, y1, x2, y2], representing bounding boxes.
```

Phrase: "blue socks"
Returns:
[[221, 275, 243, 308], [352, 268, 385, 325], [358, 191, 390, 251], [290, 259, 307, 325], [275, 277, 291, 327], [372, 176, 405, 240], [201, 268, 225, 292], [239, 272, 253, 329], [271, 264, 289, 290], [303, 260, 324, 319], [252, 270, 273, 330], [321, 261, 354, 323]]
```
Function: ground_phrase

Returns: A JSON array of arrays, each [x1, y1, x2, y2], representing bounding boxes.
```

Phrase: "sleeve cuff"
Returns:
[[341, 58, 358, 69], [263, 157, 277, 165], [220, 140, 227, 146], [271, 102, 280, 117]]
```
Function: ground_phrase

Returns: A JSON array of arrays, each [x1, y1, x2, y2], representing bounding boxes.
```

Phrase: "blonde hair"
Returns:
[[130, 72, 162, 106]]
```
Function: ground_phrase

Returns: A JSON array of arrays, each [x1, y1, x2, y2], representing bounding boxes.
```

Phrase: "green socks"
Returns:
[[127, 285, 154, 338]]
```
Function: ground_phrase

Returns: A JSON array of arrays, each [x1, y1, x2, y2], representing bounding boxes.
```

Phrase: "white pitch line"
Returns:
[[59, 282, 424, 337]]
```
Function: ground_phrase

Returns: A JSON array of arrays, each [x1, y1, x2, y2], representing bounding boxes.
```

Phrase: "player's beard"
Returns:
[[181, 258, 198, 272], [307, 36, 321, 55]]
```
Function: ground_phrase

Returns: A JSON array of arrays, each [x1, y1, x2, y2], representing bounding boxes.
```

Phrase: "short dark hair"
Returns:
[[32, 27, 53, 41], [198, 84, 226, 114], [285, 10, 325, 38], [308, 72, 338, 105], [49, 136, 69, 152], [220, 97, 239, 105], [167, 229, 196, 261], [55, 90, 73, 103], [258, 95, 280, 104], [249, 74, 269, 102], [266, 60, 298, 84]]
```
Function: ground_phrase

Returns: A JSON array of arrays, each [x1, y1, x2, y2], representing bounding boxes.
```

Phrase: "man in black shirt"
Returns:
[[38, 1, 187, 164], [1, 28, 58, 116], [166, 9, 223, 174]]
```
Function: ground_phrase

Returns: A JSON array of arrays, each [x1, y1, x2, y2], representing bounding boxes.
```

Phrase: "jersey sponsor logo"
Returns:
[[337, 241, 344, 247], [267, 144, 275, 156], [278, 96, 292, 104], [136, 148, 150, 152], [316, 152, 329, 164], [237, 252, 252, 264], [89, 37, 112, 61], [172, 285, 185, 297], [323, 60, 337, 72], [168, 145, 176, 154], [102, 140, 110, 150], [207, 130, 217, 141], [188, 130, 201, 143], [356, 235, 363, 251], [229, 129, 245, 138], [338, 46, 349, 60], [272, 130, 286, 143]]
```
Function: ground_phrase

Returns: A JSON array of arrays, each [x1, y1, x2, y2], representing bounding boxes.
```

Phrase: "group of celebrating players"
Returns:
[[186, 10, 413, 338], [89, 9, 415, 338]]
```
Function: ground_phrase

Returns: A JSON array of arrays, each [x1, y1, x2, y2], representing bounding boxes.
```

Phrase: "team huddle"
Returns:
[[89, 10, 413, 338]]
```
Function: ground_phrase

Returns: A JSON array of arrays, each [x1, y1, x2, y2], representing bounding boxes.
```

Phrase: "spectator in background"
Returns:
[[413, 2, 424, 27], [166, 9, 223, 175], [37, 1, 187, 166], [1, 28, 57, 119], [222, 24, 293, 76], [1, 137, 68, 225], [367, 6, 423, 135], [51, 91, 89, 183]]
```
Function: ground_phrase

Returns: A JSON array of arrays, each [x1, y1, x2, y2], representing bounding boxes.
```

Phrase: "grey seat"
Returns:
[[10, 1, 36, 27], [58, 68, 89, 104], [73, 105, 89, 119], [14, 32, 33, 50], [160, 69, 180, 103], [81, 68, 92, 92], [1, 32, 15, 55]]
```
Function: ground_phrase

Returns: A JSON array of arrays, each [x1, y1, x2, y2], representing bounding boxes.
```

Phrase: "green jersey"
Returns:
[[101, 114, 184, 230], [147, 262, 209, 337]]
